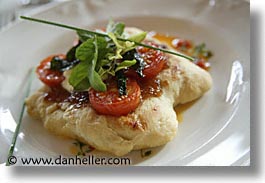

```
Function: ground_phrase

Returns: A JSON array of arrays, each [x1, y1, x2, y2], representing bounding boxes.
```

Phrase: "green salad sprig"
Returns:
[[20, 16, 194, 61], [20, 16, 195, 95], [68, 20, 146, 92]]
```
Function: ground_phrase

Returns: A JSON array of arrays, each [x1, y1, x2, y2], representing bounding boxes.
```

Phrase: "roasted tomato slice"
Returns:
[[36, 54, 66, 87], [171, 38, 192, 50], [127, 42, 167, 79], [194, 58, 211, 70], [137, 42, 167, 79], [89, 78, 141, 116]]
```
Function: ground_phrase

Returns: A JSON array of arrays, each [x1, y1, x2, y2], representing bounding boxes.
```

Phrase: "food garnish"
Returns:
[[23, 16, 212, 117], [24, 17, 213, 156], [21, 16, 194, 95]]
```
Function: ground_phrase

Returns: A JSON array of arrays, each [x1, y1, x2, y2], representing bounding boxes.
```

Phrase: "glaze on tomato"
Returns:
[[36, 54, 65, 87], [89, 79, 141, 116], [136, 42, 167, 79]]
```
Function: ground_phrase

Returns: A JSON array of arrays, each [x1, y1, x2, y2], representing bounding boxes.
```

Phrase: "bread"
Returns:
[[25, 28, 212, 156]]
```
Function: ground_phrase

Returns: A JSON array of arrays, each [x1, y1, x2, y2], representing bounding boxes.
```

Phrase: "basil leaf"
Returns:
[[115, 59, 137, 72], [95, 37, 109, 71], [87, 36, 106, 91], [98, 59, 110, 67], [76, 38, 95, 61], [116, 70, 127, 96], [69, 20, 147, 93], [74, 77, 90, 91], [69, 62, 90, 90], [76, 36, 109, 67], [77, 30, 94, 42], [128, 32, 147, 43], [106, 20, 125, 37], [108, 32, 136, 59], [96, 37, 109, 61], [72, 36, 107, 91], [89, 71, 106, 91]]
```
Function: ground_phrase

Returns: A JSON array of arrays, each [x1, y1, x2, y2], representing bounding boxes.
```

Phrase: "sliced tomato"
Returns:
[[128, 42, 167, 79], [89, 79, 141, 116], [171, 39, 192, 50], [194, 58, 211, 70], [36, 54, 66, 87]]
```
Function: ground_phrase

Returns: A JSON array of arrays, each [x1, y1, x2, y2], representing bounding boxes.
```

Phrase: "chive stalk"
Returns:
[[20, 16, 194, 61], [6, 68, 34, 166]]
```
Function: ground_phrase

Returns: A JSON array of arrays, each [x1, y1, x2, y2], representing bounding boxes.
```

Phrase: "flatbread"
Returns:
[[25, 28, 212, 156]]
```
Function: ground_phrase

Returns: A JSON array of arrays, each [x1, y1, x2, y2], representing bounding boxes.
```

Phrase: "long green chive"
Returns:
[[6, 68, 34, 166], [20, 16, 194, 61]]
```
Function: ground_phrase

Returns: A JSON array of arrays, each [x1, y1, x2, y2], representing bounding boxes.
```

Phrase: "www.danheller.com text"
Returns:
[[7, 155, 131, 166]]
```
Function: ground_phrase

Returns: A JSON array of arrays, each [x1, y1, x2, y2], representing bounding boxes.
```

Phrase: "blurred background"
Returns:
[[0, 0, 68, 30], [0, 0, 250, 31]]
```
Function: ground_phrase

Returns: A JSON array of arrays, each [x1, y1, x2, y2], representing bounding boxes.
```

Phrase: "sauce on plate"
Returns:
[[43, 33, 212, 118], [151, 32, 212, 71], [174, 100, 197, 122]]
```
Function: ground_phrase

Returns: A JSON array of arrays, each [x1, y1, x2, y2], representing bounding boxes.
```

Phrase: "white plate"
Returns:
[[0, 0, 250, 166]]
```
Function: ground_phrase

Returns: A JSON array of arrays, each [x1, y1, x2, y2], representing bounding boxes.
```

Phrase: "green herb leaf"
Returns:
[[75, 39, 95, 61], [95, 37, 109, 70], [128, 32, 147, 43], [69, 62, 90, 90], [72, 36, 109, 91], [96, 37, 109, 60], [74, 78, 90, 91], [77, 34, 109, 68], [89, 71, 106, 91], [88, 36, 106, 91], [106, 19, 125, 37], [108, 32, 137, 57], [122, 41, 136, 54], [77, 30, 94, 42], [115, 59, 137, 72], [98, 59, 110, 67], [108, 32, 123, 49]]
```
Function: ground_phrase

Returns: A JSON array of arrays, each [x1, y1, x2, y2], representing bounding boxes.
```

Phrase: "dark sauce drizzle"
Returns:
[[44, 78, 163, 107], [44, 42, 169, 107], [44, 86, 90, 108]]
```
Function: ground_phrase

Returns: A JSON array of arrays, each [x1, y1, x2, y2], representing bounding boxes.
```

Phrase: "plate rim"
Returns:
[[0, 0, 250, 166]]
